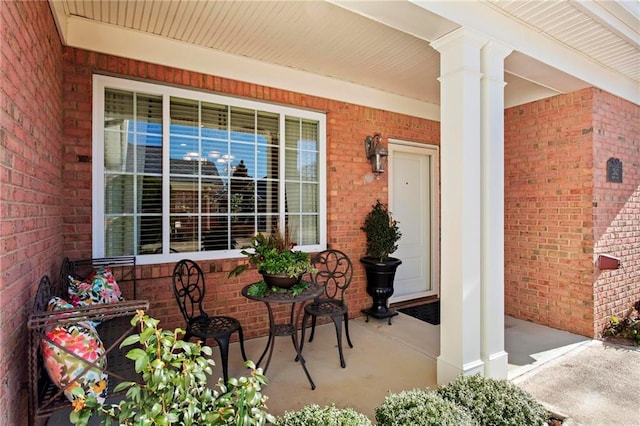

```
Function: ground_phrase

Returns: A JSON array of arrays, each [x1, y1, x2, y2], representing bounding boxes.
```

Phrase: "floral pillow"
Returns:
[[41, 297, 108, 403], [68, 267, 124, 307]]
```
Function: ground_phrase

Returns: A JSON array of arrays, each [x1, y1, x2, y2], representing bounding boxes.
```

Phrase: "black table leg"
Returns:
[[289, 321, 316, 390], [256, 301, 316, 390]]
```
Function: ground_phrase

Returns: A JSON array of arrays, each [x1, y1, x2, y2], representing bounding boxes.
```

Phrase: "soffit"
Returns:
[[49, 0, 638, 109], [486, 0, 639, 85]]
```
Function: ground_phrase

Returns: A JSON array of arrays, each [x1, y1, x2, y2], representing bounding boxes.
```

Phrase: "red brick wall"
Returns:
[[592, 89, 640, 336], [0, 1, 64, 425], [62, 48, 440, 336], [504, 89, 596, 337]]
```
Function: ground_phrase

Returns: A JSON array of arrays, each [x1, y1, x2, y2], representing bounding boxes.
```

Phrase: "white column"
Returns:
[[481, 41, 513, 379], [431, 28, 487, 385]]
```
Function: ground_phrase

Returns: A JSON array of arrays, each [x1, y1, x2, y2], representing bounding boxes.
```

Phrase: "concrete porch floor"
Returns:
[[48, 313, 600, 424], [231, 314, 591, 421]]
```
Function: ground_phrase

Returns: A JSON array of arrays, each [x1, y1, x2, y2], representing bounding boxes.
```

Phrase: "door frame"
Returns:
[[388, 139, 440, 302]]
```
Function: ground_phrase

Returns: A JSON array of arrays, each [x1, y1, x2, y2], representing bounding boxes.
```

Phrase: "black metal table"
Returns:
[[241, 282, 323, 390]]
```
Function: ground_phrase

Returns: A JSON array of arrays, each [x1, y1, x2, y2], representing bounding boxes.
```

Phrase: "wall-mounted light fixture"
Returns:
[[364, 133, 388, 179]]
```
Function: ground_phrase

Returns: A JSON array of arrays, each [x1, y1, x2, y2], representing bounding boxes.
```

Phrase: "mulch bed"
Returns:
[[602, 336, 638, 347]]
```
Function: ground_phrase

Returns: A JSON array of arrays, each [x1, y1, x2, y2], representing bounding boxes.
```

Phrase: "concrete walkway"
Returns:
[[513, 339, 640, 426]]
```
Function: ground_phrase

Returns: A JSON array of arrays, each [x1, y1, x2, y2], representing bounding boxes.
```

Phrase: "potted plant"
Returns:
[[68, 311, 275, 426], [228, 228, 315, 289], [360, 200, 402, 323]]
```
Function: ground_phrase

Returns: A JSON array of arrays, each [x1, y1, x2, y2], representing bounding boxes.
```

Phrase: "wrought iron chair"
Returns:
[[172, 259, 247, 383], [300, 249, 354, 368]]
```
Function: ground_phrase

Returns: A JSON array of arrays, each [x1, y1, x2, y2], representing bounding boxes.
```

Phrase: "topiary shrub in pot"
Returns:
[[360, 200, 403, 323], [436, 374, 548, 426], [375, 388, 477, 426], [68, 311, 275, 426], [276, 404, 372, 426]]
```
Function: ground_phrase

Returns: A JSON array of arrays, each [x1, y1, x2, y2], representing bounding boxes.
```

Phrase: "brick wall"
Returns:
[[8, 8, 634, 423], [592, 89, 640, 336], [62, 48, 440, 336], [504, 89, 596, 336], [0, 1, 64, 425]]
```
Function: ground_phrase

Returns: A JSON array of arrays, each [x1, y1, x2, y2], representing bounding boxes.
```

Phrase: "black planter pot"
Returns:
[[360, 256, 402, 324], [259, 272, 301, 289]]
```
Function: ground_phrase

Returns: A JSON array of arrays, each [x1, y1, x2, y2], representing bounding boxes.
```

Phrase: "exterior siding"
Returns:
[[592, 89, 640, 336], [61, 48, 441, 336], [0, 1, 65, 424], [504, 89, 596, 337]]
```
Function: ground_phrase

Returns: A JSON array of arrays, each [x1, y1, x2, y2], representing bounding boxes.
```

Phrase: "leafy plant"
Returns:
[[602, 300, 640, 345], [246, 281, 270, 297], [277, 404, 372, 426], [436, 374, 548, 426], [375, 389, 476, 426], [246, 280, 310, 297], [228, 229, 315, 278], [361, 200, 402, 261], [68, 311, 275, 426]]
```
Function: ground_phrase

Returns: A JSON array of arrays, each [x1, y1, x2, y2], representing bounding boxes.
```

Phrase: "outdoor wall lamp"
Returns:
[[364, 133, 388, 179]]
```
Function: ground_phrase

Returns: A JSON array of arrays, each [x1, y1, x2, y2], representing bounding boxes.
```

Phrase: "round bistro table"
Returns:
[[242, 281, 323, 390]]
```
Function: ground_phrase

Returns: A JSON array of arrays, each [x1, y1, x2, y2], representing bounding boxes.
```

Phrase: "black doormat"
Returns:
[[398, 301, 440, 325]]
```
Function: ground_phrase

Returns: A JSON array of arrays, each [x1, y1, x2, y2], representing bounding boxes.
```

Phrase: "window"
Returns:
[[93, 75, 326, 264]]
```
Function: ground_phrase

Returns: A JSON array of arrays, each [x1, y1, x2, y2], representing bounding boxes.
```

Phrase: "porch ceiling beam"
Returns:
[[571, 0, 640, 48], [327, 0, 460, 42], [411, 0, 639, 105]]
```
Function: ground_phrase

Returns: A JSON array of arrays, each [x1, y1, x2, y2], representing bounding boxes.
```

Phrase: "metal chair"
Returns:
[[172, 259, 247, 383], [300, 249, 354, 368]]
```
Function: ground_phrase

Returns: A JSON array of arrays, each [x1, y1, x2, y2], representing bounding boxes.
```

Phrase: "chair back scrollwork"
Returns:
[[172, 259, 208, 324], [311, 249, 353, 301]]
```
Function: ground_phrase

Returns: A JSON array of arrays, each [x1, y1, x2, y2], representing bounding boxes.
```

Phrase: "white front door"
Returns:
[[388, 141, 439, 302]]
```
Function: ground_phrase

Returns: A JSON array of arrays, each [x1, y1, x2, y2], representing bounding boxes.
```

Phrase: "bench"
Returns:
[[27, 256, 149, 426]]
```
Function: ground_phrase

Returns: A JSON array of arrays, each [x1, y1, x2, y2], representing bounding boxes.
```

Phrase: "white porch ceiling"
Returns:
[[49, 0, 639, 113]]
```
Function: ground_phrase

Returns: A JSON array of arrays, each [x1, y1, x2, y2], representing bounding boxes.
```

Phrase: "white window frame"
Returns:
[[92, 74, 326, 265]]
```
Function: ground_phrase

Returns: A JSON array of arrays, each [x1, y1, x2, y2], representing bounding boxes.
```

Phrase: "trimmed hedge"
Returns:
[[375, 389, 477, 426], [276, 375, 548, 426], [276, 404, 372, 426], [437, 374, 548, 426]]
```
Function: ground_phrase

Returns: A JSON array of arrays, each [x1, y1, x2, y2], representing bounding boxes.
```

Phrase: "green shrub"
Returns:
[[361, 200, 402, 261], [276, 404, 372, 426], [437, 374, 547, 426], [602, 301, 640, 345], [375, 389, 477, 426], [69, 311, 275, 426]]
